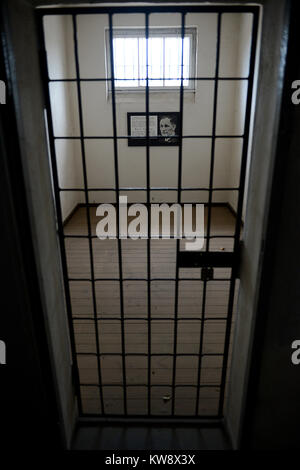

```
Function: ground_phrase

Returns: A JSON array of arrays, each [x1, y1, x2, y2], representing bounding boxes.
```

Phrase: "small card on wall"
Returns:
[[127, 112, 180, 146]]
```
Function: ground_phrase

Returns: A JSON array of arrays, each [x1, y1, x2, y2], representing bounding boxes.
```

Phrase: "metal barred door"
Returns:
[[37, 4, 259, 420]]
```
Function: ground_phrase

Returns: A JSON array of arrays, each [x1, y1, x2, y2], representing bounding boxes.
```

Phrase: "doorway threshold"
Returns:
[[71, 420, 231, 450]]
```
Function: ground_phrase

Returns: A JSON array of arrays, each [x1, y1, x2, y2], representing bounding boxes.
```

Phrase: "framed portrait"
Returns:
[[127, 112, 180, 146]]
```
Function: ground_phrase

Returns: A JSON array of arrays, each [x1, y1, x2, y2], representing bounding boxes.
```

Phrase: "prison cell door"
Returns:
[[38, 5, 259, 420]]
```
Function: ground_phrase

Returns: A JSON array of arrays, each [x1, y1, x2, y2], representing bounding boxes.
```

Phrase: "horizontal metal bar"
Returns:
[[77, 416, 222, 424], [65, 236, 234, 241], [54, 135, 244, 140], [64, 235, 234, 240], [178, 251, 237, 268], [59, 186, 240, 191], [68, 277, 231, 282], [76, 352, 223, 357], [48, 76, 249, 82], [73, 316, 229, 321], [80, 383, 220, 388], [37, 5, 260, 16]]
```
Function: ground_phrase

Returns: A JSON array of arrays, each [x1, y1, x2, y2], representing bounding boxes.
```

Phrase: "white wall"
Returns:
[[45, 12, 253, 215], [227, 13, 253, 213], [44, 15, 84, 220]]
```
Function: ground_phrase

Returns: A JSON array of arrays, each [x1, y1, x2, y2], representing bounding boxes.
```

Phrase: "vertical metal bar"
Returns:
[[163, 36, 166, 87], [109, 13, 128, 415], [145, 13, 152, 415], [171, 12, 186, 416], [37, 15, 83, 414], [137, 37, 140, 87], [206, 13, 221, 254], [195, 12, 222, 415], [72, 15, 105, 414], [218, 11, 259, 416]]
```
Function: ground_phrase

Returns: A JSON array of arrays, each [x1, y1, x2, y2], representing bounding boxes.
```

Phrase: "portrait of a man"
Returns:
[[159, 115, 178, 143]]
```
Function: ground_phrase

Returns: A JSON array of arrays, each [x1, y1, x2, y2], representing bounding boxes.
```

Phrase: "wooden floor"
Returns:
[[64, 205, 238, 416]]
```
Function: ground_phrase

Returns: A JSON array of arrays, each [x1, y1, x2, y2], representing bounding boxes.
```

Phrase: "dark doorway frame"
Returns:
[[1, 0, 292, 450]]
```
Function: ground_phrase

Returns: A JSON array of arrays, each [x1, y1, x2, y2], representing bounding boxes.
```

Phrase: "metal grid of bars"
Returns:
[[37, 4, 259, 420]]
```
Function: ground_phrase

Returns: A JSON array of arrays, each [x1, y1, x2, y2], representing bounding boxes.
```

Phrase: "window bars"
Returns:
[[106, 27, 196, 89], [37, 5, 259, 420]]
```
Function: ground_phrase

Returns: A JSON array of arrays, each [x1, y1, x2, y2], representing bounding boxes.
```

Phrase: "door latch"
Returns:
[[201, 267, 214, 281]]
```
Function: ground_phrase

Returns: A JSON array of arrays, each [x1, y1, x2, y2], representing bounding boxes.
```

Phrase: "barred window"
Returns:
[[106, 27, 197, 90]]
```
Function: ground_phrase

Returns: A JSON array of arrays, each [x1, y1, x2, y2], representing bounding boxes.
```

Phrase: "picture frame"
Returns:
[[127, 112, 180, 146]]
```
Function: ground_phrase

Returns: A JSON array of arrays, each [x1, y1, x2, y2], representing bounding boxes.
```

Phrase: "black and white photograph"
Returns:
[[158, 113, 179, 144], [128, 112, 180, 146]]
